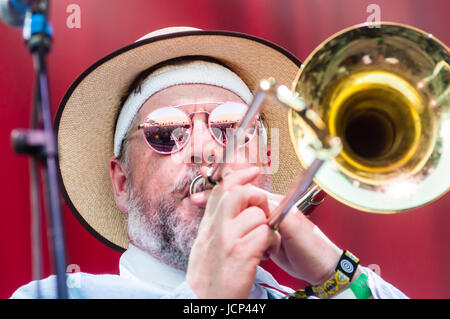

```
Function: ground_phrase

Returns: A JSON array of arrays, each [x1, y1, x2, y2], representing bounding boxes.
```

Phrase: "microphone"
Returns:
[[0, 0, 32, 27], [0, 0, 52, 52]]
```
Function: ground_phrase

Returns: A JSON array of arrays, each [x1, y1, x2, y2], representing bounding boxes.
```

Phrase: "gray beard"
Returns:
[[126, 194, 202, 271], [125, 165, 273, 271], [126, 166, 203, 271]]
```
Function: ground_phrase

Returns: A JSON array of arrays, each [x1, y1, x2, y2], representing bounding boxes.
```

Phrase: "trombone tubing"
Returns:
[[267, 158, 324, 231]]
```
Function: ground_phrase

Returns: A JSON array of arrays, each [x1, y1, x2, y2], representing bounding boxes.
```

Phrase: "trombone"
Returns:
[[190, 22, 450, 227]]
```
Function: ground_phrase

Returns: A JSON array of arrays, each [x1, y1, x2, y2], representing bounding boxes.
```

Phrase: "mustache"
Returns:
[[170, 164, 203, 195]]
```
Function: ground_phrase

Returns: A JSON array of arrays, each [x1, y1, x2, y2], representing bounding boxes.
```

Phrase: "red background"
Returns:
[[1, 0, 449, 299]]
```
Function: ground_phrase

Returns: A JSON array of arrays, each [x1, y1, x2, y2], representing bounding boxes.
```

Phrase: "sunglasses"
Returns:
[[124, 102, 258, 155]]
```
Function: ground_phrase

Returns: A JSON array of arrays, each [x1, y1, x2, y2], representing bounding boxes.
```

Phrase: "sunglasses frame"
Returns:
[[124, 102, 259, 155]]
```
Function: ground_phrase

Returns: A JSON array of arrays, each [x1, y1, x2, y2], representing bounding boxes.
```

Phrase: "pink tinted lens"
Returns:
[[143, 107, 191, 154], [209, 102, 256, 145]]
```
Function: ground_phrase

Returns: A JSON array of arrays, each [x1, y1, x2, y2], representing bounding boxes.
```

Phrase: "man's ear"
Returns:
[[109, 156, 129, 213]]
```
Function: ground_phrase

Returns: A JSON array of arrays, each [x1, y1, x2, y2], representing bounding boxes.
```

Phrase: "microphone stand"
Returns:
[[10, 0, 68, 299]]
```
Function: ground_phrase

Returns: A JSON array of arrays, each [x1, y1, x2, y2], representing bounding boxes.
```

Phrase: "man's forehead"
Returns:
[[136, 84, 245, 117]]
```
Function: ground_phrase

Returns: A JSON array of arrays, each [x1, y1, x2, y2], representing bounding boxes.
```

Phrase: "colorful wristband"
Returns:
[[312, 269, 350, 298], [348, 269, 372, 299], [336, 250, 360, 281], [285, 250, 360, 299]]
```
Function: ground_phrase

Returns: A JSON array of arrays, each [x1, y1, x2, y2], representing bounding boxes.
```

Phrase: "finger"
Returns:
[[205, 166, 260, 203], [245, 185, 284, 204], [240, 185, 298, 221], [227, 183, 284, 206], [231, 206, 268, 238], [190, 189, 212, 206], [261, 230, 281, 261], [221, 166, 261, 189], [237, 224, 280, 262], [227, 184, 271, 219], [203, 178, 270, 221]]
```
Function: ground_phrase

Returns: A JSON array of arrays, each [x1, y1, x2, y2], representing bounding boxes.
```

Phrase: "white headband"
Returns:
[[114, 60, 254, 156]]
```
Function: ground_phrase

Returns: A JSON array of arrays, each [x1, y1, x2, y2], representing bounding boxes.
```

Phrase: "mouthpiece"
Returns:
[[189, 174, 207, 195]]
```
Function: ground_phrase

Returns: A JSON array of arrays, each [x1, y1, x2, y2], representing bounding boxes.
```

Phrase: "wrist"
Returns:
[[307, 225, 342, 284], [313, 248, 343, 286], [286, 250, 361, 299]]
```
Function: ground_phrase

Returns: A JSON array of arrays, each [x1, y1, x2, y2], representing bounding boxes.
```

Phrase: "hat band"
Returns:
[[114, 61, 254, 156]]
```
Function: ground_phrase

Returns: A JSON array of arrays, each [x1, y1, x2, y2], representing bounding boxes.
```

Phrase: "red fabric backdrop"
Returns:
[[1, 0, 449, 299]]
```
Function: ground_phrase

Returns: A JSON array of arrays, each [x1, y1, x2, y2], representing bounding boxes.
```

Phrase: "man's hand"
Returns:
[[189, 175, 343, 287], [265, 192, 342, 285], [186, 166, 281, 298]]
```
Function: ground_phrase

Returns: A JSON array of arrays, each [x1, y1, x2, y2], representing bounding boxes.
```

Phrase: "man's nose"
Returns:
[[183, 116, 223, 165]]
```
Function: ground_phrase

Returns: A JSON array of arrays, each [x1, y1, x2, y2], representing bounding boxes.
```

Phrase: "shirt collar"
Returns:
[[119, 244, 186, 291], [119, 243, 292, 297]]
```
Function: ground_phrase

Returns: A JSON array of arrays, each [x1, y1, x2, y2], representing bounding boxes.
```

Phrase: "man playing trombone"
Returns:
[[12, 26, 407, 299]]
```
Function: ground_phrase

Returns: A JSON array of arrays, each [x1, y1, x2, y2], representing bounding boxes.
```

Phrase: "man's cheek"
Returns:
[[169, 149, 186, 164]]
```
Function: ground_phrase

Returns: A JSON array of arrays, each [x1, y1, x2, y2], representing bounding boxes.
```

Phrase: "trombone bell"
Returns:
[[289, 22, 450, 213]]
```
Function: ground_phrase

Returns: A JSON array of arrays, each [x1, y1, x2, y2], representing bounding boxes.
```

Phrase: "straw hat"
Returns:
[[55, 27, 304, 252]]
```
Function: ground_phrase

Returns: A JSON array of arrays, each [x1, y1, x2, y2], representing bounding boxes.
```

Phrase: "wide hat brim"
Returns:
[[55, 28, 304, 252]]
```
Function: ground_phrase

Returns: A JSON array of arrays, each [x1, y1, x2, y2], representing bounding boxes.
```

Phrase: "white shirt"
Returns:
[[10, 244, 407, 299], [118, 244, 293, 298]]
